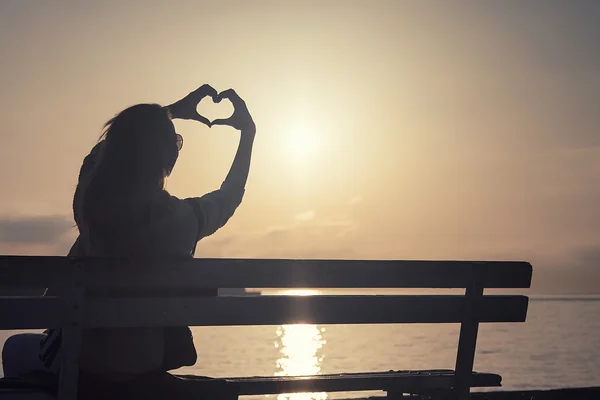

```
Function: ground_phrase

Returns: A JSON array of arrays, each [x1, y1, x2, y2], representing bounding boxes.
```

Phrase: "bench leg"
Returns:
[[453, 283, 483, 400], [57, 262, 84, 400]]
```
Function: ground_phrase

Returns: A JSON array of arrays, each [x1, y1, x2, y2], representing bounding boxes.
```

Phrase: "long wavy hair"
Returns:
[[78, 104, 178, 231]]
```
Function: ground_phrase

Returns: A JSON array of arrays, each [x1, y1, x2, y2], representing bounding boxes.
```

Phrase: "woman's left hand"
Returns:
[[167, 84, 218, 127], [211, 89, 256, 133]]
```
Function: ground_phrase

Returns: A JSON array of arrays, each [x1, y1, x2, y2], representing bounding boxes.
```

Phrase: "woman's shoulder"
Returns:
[[149, 190, 195, 218], [130, 191, 199, 255]]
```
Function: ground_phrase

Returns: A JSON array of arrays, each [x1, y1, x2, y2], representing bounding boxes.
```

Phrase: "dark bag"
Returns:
[[160, 288, 217, 371], [162, 327, 197, 371]]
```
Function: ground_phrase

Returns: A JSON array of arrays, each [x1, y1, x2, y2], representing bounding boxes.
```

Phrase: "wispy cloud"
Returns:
[[199, 197, 363, 259], [572, 245, 600, 272], [294, 210, 316, 222], [0, 215, 73, 244]]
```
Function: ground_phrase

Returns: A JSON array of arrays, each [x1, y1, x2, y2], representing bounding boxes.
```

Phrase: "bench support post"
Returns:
[[453, 279, 483, 400], [57, 261, 84, 400]]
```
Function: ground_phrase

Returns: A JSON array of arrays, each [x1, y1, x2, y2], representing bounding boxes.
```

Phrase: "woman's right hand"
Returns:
[[167, 84, 218, 127], [212, 89, 256, 133]]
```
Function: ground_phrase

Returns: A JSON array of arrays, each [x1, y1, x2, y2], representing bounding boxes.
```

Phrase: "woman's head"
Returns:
[[79, 104, 182, 225], [101, 103, 180, 185]]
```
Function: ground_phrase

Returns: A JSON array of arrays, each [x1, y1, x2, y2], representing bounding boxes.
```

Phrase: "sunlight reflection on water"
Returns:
[[274, 315, 327, 400]]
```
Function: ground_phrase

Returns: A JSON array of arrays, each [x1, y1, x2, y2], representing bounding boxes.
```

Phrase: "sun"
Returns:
[[284, 123, 320, 160]]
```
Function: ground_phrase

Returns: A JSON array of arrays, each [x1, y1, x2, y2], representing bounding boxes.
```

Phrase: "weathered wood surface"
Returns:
[[0, 296, 64, 329], [193, 370, 502, 395], [0, 256, 533, 289], [0, 295, 529, 329]]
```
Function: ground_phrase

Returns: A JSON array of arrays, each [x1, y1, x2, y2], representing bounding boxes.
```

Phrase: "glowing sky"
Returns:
[[1, 1, 599, 293]]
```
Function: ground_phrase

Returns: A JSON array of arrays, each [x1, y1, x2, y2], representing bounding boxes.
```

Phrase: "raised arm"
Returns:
[[166, 85, 255, 190], [213, 89, 256, 191], [183, 89, 256, 240]]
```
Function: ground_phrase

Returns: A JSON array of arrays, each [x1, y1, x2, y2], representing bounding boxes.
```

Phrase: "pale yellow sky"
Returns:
[[1, 1, 599, 293]]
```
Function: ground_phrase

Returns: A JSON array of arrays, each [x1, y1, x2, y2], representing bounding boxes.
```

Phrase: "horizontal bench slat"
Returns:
[[0, 296, 64, 329], [202, 370, 501, 394], [0, 370, 502, 395], [0, 256, 533, 289], [84, 295, 529, 327], [0, 256, 71, 289], [0, 295, 528, 329]]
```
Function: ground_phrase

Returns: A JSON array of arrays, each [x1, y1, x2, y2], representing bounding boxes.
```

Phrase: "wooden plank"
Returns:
[[0, 256, 70, 288], [80, 295, 528, 328], [0, 295, 529, 330], [205, 371, 502, 395], [81, 259, 533, 289], [0, 371, 501, 396], [0, 287, 48, 296], [0, 297, 64, 329], [0, 256, 533, 289]]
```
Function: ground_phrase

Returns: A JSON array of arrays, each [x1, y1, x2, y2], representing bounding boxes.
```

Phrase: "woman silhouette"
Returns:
[[2, 85, 255, 388]]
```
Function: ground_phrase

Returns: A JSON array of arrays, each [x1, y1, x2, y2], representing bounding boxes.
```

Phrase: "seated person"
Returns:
[[2, 85, 256, 393]]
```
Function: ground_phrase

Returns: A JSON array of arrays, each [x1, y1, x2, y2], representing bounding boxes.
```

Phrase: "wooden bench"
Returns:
[[0, 256, 532, 400]]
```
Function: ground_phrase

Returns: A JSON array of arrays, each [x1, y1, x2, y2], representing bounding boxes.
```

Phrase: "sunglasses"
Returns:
[[176, 133, 183, 151]]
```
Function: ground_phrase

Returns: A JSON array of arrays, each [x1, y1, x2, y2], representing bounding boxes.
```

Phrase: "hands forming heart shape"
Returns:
[[167, 84, 255, 132]]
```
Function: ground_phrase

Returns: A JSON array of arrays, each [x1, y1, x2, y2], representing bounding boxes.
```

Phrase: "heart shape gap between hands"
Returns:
[[196, 96, 234, 126]]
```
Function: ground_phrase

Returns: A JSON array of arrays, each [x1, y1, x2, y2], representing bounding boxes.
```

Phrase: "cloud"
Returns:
[[569, 245, 600, 276], [199, 198, 364, 260], [294, 210, 316, 222], [0, 215, 73, 245], [520, 243, 600, 294]]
